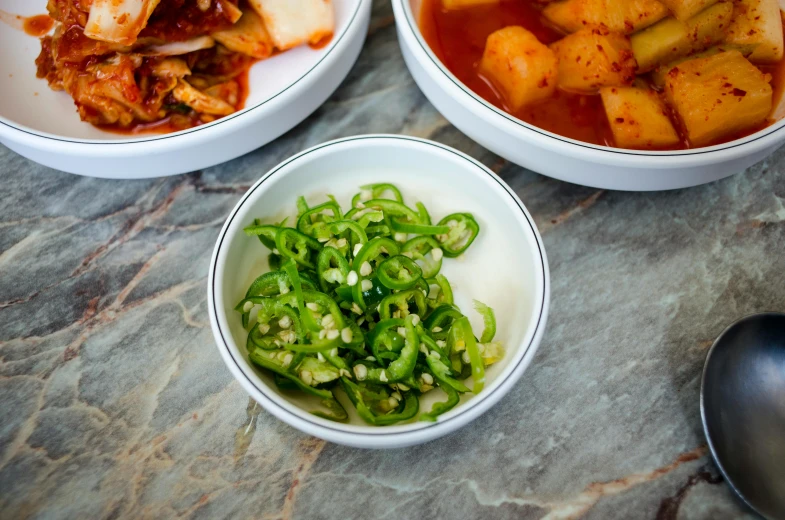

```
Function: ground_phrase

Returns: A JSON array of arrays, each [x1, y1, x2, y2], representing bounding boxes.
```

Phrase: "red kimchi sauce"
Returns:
[[23, 14, 54, 37], [419, 0, 785, 150]]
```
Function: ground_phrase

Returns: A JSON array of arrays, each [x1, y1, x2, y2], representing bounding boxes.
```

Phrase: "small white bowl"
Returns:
[[393, 0, 785, 191], [207, 135, 550, 448], [0, 0, 370, 178]]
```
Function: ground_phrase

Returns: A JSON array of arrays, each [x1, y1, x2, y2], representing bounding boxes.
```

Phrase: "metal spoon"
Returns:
[[701, 312, 785, 520]]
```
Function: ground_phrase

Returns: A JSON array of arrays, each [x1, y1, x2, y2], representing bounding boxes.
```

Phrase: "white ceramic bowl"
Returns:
[[207, 135, 550, 448], [393, 0, 785, 191], [0, 0, 370, 178]]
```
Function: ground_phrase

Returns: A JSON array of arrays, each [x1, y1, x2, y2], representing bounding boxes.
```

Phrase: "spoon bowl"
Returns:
[[701, 312, 785, 520]]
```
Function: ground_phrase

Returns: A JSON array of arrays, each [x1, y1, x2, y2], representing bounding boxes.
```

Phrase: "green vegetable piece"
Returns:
[[275, 227, 322, 269], [423, 304, 463, 335], [330, 220, 368, 246], [296, 196, 309, 219], [298, 357, 340, 385], [351, 237, 400, 310], [390, 218, 450, 235], [296, 200, 342, 239], [437, 213, 480, 258], [420, 376, 460, 422], [416, 201, 431, 225], [401, 236, 442, 278], [428, 274, 454, 307], [244, 219, 280, 249], [283, 260, 320, 333], [368, 318, 406, 361], [451, 317, 484, 393], [248, 349, 332, 399], [351, 183, 404, 208], [312, 394, 349, 423], [317, 247, 350, 292], [378, 289, 427, 321], [377, 255, 423, 291], [340, 377, 419, 426], [473, 300, 496, 343], [363, 199, 421, 223], [425, 352, 470, 393], [385, 315, 420, 382]]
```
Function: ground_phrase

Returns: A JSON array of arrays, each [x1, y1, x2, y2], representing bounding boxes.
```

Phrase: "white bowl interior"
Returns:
[[0, 0, 359, 141], [213, 136, 545, 433]]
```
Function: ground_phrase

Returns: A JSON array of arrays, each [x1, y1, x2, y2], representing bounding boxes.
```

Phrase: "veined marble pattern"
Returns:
[[0, 2, 781, 518]]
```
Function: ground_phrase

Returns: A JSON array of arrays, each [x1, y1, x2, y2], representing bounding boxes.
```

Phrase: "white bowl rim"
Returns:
[[394, 0, 785, 165], [207, 134, 550, 442], [0, 0, 364, 148]]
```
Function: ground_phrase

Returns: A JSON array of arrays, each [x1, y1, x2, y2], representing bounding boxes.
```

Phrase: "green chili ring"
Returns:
[[275, 227, 322, 269], [401, 236, 443, 279], [378, 289, 428, 321], [377, 255, 423, 291], [437, 213, 480, 258]]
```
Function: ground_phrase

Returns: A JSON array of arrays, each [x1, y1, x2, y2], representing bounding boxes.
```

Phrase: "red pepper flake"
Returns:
[[615, 117, 625, 123], [732, 88, 747, 97]]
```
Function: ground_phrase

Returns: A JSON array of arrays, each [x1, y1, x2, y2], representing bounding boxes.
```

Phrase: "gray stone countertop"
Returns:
[[1, 1, 781, 518]]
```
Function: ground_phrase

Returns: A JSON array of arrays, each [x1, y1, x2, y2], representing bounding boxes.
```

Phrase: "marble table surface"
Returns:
[[1, 2, 782, 518]]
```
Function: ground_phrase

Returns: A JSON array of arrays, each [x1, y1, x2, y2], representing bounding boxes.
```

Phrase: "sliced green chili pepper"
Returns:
[[344, 207, 385, 228], [420, 376, 460, 422], [385, 315, 419, 382], [272, 290, 346, 351], [274, 373, 298, 391], [352, 237, 401, 269], [244, 219, 279, 249], [336, 276, 390, 307], [377, 255, 423, 291], [283, 260, 320, 333], [363, 183, 404, 201], [239, 182, 501, 427], [275, 227, 322, 269], [312, 393, 349, 422], [340, 377, 418, 426], [419, 332, 449, 361], [317, 247, 350, 292], [451, 317, 484, 393], [249, 349, 332, 399], [437, 213, 480, 258], [401, 236, 442, 278], [473, 299, 496, 343], [296, 200, 342, 239], [351, 238, 400, 310], [428, 274, 454, 307], [416, 202, 431, 225], [268, 253, 282, 272], [238, 270, 307, 328], [378, 289, 428, 320], [351, 183, 403, 208], [367, 318, 405, 361], [244, 270, 315, 300], [389, 218, 450, 236], [296, 196, 309, 219], [423, 304, 463, 334], [425, 351, 470, 393], [365, 224, 390, 238], [330, 220, 368, 246], [363, 199, 421, 223]]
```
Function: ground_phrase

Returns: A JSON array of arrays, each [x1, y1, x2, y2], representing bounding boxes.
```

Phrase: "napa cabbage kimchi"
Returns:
[[35, 0, 335, 132]]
